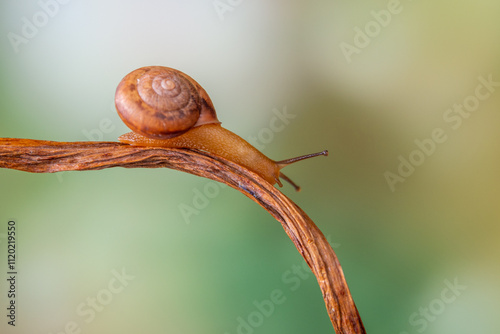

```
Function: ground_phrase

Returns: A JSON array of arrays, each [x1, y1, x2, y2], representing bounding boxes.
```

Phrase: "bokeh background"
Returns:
[[1, 1, 499, 333]]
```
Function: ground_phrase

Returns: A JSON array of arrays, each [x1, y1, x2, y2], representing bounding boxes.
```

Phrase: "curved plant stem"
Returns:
[[0, 137, 365, 333]]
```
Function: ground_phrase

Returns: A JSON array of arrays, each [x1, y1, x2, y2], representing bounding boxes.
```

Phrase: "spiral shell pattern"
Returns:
[[115, 66, 218, 139]]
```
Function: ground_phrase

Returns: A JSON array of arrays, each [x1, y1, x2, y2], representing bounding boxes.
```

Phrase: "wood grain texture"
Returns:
[[0, 137, 366, 333]]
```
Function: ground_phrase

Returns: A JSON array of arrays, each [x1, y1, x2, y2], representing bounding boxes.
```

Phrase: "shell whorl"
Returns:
[[115, 66, 219, 139]]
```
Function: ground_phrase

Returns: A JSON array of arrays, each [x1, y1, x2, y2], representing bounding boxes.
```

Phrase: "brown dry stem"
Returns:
[[0, 137, 365, 333]]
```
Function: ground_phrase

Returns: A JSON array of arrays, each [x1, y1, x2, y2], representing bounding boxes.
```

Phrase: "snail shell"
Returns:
[[115, 66, 220, 139]]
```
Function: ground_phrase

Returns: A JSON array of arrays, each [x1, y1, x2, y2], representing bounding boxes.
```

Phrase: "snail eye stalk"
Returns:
[[276, 150, 329, 191]]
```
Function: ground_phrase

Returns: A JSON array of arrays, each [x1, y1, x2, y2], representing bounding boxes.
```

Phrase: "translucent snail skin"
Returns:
[[116, 66, 327, 191]]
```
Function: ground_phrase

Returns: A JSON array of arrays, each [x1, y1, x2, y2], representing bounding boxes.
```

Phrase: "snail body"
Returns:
[[119, 124, 281, 185], [116, 66, 327, 190]]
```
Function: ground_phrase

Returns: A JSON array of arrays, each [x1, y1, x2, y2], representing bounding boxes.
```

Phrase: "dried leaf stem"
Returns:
[[0, 137, 365, 333]]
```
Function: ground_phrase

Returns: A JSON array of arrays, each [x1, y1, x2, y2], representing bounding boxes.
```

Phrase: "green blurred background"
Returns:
[[1, 1, 499, 333]]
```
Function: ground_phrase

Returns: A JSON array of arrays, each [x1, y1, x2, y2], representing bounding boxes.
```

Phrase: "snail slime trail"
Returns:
[[116, 66, 328, 190]]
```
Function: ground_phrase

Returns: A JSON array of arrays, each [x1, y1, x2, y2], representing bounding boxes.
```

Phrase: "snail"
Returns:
[[115, 66, 327, 191]]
